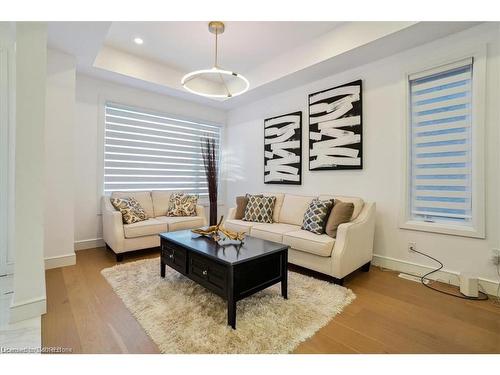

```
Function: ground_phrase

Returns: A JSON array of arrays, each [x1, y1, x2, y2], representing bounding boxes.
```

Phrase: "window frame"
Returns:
[[97, 96, 225, 213], [400, 46, 486, 239]]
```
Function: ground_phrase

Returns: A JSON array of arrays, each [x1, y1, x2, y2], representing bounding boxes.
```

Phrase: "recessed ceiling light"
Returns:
[[133, 37, 144, 45]]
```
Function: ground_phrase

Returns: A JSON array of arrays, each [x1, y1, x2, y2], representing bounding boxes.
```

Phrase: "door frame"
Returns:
[[0, 42, 14, 276]]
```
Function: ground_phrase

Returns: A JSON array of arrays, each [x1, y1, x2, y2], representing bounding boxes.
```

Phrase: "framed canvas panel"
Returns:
[[308, 80, 362, 170], [264, 111, 302, 185]]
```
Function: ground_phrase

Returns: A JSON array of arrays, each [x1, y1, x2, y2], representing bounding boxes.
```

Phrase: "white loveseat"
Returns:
[[225, 193, 376, 284], [102, 191, 207, 261]]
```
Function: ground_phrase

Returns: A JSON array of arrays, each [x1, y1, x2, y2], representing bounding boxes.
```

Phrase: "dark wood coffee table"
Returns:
[[159, 229, 288, 329]]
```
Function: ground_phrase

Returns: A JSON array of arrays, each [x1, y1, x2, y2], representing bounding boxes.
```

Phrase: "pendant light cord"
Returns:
[[214, 28, 231, 97], [214, 29, 218, 68]]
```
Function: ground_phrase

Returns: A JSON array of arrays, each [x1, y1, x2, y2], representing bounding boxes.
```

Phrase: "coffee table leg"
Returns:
[[227, 265, 236, 329], [228, 298, 236, 329], [281, 250, 288, 299], [160, 260, 166, 278]]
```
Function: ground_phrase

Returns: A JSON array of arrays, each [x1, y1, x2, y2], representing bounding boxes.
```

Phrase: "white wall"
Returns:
[[74, 74, 226, 249], [44, 49, 76, 268], [225, 24, 500, 285], [11, 22, 47, 322]]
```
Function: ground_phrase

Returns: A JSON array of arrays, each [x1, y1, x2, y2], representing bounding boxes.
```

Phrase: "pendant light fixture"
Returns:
[[181, 21, 249, 99]]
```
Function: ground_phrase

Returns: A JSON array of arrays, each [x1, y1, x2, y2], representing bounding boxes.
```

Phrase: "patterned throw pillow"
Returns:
[[301, 198, 334, 235], [242, 195, 276, 223], [110, 197, 148, 224], [166, 193, 198, 217], [234, 193, 263, 219]]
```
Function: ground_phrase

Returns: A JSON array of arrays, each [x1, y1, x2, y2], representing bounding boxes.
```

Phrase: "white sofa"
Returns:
[[102, 191, 207, 261], [225, 193, 375, 284]]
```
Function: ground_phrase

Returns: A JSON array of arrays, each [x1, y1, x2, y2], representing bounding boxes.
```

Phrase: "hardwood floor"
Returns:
[[42, 247, 500, 354]]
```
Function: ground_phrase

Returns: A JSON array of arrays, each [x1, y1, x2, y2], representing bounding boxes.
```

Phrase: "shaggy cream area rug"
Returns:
[[101, 258, 355, 354]]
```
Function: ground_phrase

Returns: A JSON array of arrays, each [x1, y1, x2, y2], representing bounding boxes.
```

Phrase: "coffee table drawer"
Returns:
[[188, 253, 227, 297], [161, 242, 187, 274]]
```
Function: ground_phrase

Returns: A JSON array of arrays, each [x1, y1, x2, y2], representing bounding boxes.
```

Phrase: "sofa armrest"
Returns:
[[331, 202, 376, 278], [225, 207, 237, 221], [101, 196, 125, 253], [195, 205, 208, 226]]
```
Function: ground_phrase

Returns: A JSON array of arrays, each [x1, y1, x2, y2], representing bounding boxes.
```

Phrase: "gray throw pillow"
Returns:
[[301, 198, 334, 235], [242, 195, 275, 223]]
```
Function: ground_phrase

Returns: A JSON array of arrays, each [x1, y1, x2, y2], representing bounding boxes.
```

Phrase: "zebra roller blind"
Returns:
[[104, 102, 221, 196], [409, 58, 473, 224]]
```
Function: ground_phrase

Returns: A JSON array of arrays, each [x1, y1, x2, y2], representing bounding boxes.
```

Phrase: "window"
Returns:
[[403, 56, 485, 238], [104, 102, 221, 198]]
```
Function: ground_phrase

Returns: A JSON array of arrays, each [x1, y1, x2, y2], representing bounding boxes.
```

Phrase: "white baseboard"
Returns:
[[9, 296, 46, 323], [74, 238, 105, 251], [44, 253, 76, 270], [372, 254, 500, 297]]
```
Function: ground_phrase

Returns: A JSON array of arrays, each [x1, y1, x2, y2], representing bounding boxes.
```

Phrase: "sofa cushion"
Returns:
[[123, 218, 168, 239], [224, 219, 258, 234], [283, 230, 335, 257], [111, 191, 155, 218], [156, 216, 205, 232], [319, 194, 364, 220], [250, 223, 301, 243], [262, 192, 284, 223], [151, 191, 172, 217], [278, 194, 315, 226]]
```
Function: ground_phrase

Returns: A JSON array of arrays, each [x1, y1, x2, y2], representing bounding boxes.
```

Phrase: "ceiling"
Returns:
[[47, 21, 481, 110], [105, 21, 343, 74]]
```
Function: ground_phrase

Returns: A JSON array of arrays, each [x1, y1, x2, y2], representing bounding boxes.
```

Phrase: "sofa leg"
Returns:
[[116, 253, 124, 262], [361, 261, 371, 272], [331, 277, 344, 286]]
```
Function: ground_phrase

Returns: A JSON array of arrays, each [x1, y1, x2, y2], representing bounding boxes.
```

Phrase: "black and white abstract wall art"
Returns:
[[264, 111, 302, 185], [308, 80, 362, 170]]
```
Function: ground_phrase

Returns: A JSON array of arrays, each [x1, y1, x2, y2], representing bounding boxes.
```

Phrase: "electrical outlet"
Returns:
[[408, 242, 417, 253], [492, 248, 500, 265]]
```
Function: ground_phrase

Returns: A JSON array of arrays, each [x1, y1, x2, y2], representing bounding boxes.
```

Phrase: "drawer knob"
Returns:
[[169, 254, 174, 259], [202, 270, 208, 276]]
